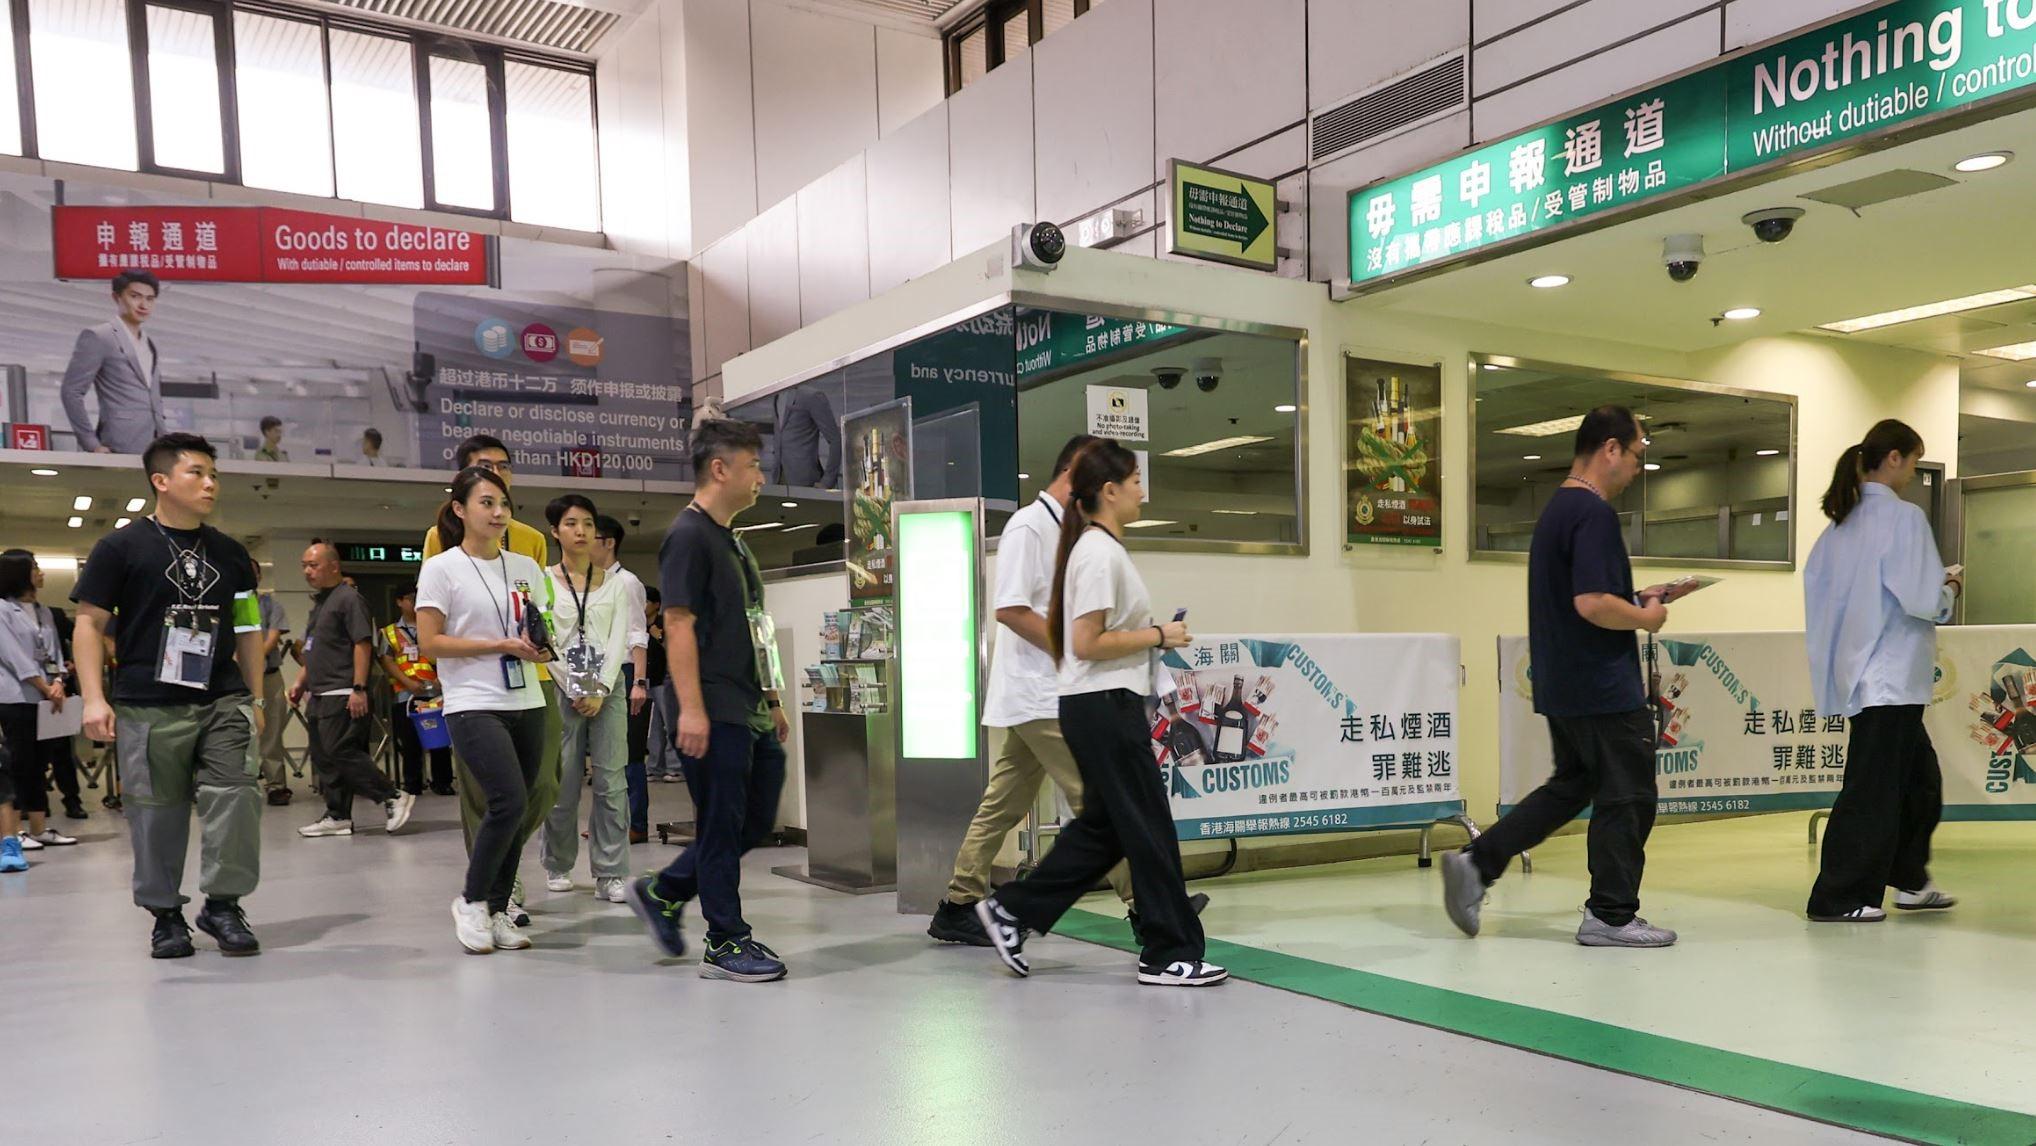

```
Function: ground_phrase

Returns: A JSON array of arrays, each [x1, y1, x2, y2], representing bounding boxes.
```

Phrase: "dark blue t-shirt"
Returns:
[[1528, 487, 1643, 718]]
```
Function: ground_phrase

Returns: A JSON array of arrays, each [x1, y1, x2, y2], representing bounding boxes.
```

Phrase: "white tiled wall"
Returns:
[[1031, 0, 1154, 224]]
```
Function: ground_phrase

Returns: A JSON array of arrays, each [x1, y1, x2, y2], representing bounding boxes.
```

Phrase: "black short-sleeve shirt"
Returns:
[[1528, 487, 1644, 718], [303, 583, 375, 694], [72, 519, 259, 705], [659, 506, 768, 729]]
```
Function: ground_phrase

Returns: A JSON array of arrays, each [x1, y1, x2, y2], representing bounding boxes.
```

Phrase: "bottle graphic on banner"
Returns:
[[1215, 675, 1252, 762], [1162, 694, 1209, 769]]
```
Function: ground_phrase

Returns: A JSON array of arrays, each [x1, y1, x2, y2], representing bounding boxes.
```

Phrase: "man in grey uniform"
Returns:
[[254, 564, 293, 805], [292, 542, 413, 839], [62, 271, 168, 455]]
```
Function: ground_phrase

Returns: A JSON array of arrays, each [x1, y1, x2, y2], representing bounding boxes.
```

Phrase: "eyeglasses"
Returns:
[[473, 459, 514, 474]]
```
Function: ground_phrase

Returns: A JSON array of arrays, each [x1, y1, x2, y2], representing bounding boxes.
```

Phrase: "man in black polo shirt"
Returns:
[[72, 433, 268, 958], [1442, 405, 1681, 948], [626, 420, 791, 983], [292, 541, 414, 839]]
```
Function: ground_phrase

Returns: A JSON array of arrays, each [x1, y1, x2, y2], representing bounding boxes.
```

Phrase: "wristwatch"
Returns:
[[250, 698, 266, 710], [351, 685, 367, 693], [766, 699, 782, 710]]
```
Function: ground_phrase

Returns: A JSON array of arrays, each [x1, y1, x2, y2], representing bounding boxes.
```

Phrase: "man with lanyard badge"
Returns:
[[73, 434, 267, 959]]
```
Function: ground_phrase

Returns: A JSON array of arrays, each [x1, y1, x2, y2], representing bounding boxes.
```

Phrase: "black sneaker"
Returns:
[[624, 875, 689, 958], [194, 899, 262, 957], [973, 896, 1030, 977], [265, 789, 293, 807], [700, 936, 788, 983], [1127, 892, 1211, 946], [928, 899, 993, 946], [62, 796, 88, 820], [150, 909, 195, 960]]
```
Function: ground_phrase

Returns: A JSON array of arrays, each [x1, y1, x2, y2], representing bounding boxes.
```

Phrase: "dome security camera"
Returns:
[[1151, 366, 1184, 390], [1662, 233, 1705, 283], [1011, 222, 1066, 271], [1742, 207, 1805, 244]]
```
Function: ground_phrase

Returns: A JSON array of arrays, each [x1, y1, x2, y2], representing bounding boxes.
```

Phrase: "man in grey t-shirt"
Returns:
[[290, 542, 412, 838]]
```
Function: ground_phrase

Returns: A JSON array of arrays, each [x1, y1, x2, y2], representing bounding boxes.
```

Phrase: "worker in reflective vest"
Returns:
[[378, 584, 452, 796]]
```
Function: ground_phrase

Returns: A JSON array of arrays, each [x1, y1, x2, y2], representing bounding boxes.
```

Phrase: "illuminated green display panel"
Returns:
[[897, 510, 979, 759]]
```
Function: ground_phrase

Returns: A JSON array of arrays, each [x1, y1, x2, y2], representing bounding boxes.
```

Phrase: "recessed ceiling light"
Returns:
[[1643, 463, 1662, 472], [1123, 519, 1177, 529], [1274, 404, 1297, 413], [780, 501, 798, 508], [1974, 340, 2036, 361], [1210, 509, 1259, 516], [1522, 454, 1542, 461], [1017, 472, 1031, 480], [1496, 413, 1649, 438], [1818, 285, 2036, 333], [1528, 274, 1571, 289], [1756, 449, 1780, 456], [2026, 379, 2036, 388], [30, 468, 58, 477], [72, 495, 92, 511], [115, 517, 132, 529], [1955, 151, 2013, 173], [66, 515, 83, 528], [1722, 307, 1762, 321], [1162, 435, 1274, 458], [125, 497, 147, 512]]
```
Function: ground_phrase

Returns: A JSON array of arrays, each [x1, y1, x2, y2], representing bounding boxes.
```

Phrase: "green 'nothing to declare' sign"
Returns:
[[1171, 161, 1279, 271], [1352, 0, 2036, 285]]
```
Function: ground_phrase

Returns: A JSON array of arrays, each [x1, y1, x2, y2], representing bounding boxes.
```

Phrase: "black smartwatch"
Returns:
[[351, 685, 367, 693]]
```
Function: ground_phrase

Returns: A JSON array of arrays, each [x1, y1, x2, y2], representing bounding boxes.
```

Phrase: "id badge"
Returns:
[[502, 656, 527, 690], [746, 606, 785, 692], [157, 608, 218, 690]]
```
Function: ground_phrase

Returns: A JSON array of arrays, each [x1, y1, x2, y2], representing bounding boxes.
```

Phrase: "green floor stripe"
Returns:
[[1057, 908, 2036, 1146]]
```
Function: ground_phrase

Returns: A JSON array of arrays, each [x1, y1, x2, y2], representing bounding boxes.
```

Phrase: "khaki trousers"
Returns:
[[946, 718, 1134, 906], [258, 671, 290, 791]]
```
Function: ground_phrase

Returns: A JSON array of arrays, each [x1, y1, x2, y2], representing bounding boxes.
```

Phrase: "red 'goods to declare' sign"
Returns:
[[51, 205, 491, 286]]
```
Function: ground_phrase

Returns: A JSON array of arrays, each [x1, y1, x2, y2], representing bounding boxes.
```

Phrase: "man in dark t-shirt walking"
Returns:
[[73, 434, 268, 959], [292, 541, 413, 839], [626, 419, 792, 983], [1441, 406, 1683, 949]]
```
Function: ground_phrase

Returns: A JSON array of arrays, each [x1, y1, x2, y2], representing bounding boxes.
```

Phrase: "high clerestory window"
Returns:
[[945, 0, 1101, 96]]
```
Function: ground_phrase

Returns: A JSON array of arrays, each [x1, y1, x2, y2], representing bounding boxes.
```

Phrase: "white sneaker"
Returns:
[[490, 912, 533, 950], [546, 871, 575, 893], [384, 791, 416, 833], [29, 828, 78, 847], [1138, 959, 1229, 987], [1894, 883, 1957, 911], [1809, 905, 1887, 923], [17, 831, 44, 851], [451, 897, 494, 953], [298, 816, 353, 838], [596, 877, 627, 903]]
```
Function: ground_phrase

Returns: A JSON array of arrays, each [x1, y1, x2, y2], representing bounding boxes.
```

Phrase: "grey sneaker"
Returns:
[[1576, 915, 1677, 947], [1893, 884, 1956, 911], [1439, 850, 1487, 937]]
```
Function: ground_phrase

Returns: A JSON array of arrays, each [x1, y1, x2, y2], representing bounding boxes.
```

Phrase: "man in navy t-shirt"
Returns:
[[1441, 406, 1682, 948]]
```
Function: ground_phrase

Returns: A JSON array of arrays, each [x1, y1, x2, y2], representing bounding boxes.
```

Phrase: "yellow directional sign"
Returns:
[[1169, 160, 1278, 271]]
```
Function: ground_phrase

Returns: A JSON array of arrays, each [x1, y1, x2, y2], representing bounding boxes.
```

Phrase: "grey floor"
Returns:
[[1, 784, 1887, 1146]]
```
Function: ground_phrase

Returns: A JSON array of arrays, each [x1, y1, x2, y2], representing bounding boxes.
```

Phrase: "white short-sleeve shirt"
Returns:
[[1057, 527, 1155, 698], [416, 547, 548, 714], [983, 492, 1063, 727]]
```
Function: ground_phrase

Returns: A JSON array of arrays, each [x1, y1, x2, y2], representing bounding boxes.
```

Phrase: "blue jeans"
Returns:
[[654, 721, 786, 945]]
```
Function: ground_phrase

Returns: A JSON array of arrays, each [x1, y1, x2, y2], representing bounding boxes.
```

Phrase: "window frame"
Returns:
[[415, 35, 508, 219], [231, 5, 335, 197], [946, 0, 1094, 95], [501, 50, 602, 231], [6, 0, 35, 156], [130, 0, 239, 182]]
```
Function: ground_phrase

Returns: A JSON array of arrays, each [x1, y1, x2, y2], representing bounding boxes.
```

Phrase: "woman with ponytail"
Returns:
[[1803, 419, 1961, 923], [973, 441, 1227, 987]]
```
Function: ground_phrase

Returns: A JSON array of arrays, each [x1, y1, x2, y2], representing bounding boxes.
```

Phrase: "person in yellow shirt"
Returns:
[[421, 434, 560, 924]]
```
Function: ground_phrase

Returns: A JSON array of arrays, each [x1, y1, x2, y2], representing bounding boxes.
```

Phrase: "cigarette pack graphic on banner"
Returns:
[[1498, 626, 2036, 819], [1153, 633, 1460, 840]]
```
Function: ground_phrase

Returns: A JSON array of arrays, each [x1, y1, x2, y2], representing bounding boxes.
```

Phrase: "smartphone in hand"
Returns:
[[1172, 608, 1188, 623]]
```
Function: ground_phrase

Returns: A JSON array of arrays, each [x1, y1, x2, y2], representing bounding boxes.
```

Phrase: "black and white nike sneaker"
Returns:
[[973, 896, 1031, 977], [1137, 960, 1229, 987]]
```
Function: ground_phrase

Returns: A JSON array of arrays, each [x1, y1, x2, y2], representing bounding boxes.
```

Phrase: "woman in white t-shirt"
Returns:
[[416, 466, 555, 954], [538, 493, 635, 902], [973, 441, 1226, 988]]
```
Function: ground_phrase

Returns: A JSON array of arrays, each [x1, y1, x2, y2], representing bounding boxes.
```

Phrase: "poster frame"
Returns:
[[1343, 350, 1444, 550]]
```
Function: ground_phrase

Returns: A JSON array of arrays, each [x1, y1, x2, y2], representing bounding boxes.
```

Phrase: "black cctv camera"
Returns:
[[1193, 357, 1222, 393], [1662, 234, 1704, 283], [1743, 207, 1805, 244], [1012, 222, 1066, 271], [1152, 366, 1183, 390], [626, 514, 643, 529]]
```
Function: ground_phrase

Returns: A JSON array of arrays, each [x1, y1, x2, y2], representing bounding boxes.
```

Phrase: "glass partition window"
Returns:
[[142, 3, 223, 173], [331, 29, 422, 208], [28, 0, 137, 169], [233, 11, 331, 196], [1471, 357, 1796, 564], [1, 2, 24, 155], [427, 53, 495, 211], [505, 60, 597, 231]]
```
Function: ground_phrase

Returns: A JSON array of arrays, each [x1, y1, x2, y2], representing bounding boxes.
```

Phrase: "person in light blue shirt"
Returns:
[[1803, 419, 1962, 924]]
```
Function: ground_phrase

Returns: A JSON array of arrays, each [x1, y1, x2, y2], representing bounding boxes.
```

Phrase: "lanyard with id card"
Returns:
[[463, 549, 526, 690], [150, 520, 222, 690], [731, 531, 785, 693]]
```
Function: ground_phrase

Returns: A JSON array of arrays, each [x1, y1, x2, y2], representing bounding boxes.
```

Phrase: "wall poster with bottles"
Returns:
[[1345, 356, 1441, 548], [843, 398, 914, 600]]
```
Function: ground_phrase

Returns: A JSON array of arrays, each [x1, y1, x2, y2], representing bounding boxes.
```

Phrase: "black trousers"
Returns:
[[1470, 708, 1658, 927], [996, 689, 1205, 967], [447, 706, 548, 912], [48, 734, 81, 804], [392, 700, 453, 795], [0, 702, 50, 816], [1808, 705, 1940, 915], [307, 694, 397, 820]]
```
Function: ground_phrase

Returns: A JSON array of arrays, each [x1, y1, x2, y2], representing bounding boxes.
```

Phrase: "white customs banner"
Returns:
[[1498, 627, 2036, 819], [1153, 634, 1461, 841]]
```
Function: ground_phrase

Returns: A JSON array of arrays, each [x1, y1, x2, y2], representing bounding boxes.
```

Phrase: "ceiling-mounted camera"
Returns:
[[1011, 221, 1066, 271], [1662, 233, 1705, 283], [1192, 357, 1223, 393], [1151, 366, 1183, 390], [1742, 207, 1805, 244]]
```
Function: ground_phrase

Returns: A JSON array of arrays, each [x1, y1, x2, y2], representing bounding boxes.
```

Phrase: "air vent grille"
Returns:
[[1311, 55, 1466, 162]]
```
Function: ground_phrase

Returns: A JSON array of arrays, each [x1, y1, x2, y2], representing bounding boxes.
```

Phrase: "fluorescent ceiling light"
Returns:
[[66, 515, 83, 528], [1756, 449, 1780, 456], [781, 523, 819, 533], [31, 468, 58, 477], [780, 501, 799, 508], [1818, 285, 2036, 333], [1210, 509, 1259, 516], [1643, 463, 1662, 472], [1494, 413, 1647, 437], [1955, 151, 2013, 173], [1162, 435, 1274, 458], [115, 517, 132, 528], [1722, 307, 1762, 321], [1274, 404, 1297, 413], [1974, 340, 2036, 361], [125, 497, 147, 512], [38, 557, 77, 572], [1123, 519, 1177, 529], [1017, 473, 1031, 480], [1522, 454, 1542, 461], [1528, 274, 1570, 289], [72, 495, 92, 511], [734, 522, 783, 533]]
